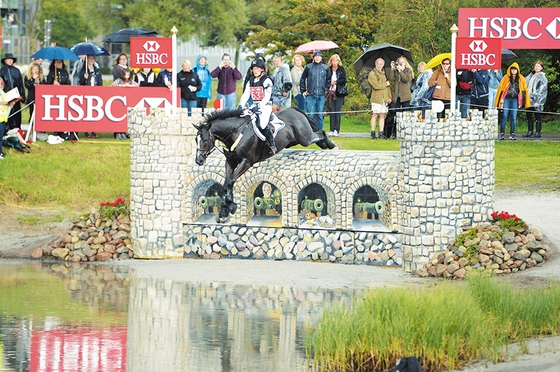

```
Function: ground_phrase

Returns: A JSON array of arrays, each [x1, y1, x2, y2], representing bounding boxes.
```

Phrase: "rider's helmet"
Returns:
[[251, 58, 266, 70]]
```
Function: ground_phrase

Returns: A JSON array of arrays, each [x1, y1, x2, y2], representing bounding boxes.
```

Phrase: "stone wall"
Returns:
[[128, 107, 496, 270]]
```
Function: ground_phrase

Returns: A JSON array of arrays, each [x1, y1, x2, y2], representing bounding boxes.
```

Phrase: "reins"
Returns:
[[200, 115, 251, 156]]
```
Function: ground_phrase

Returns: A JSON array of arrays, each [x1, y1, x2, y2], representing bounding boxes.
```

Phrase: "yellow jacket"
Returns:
[[368, 68, 391, 104], [494, 62, 530, 109], [0, 90, 8, 123]]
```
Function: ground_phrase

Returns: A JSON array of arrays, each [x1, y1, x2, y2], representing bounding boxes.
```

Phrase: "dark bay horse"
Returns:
[[194, 107, 335, 221]]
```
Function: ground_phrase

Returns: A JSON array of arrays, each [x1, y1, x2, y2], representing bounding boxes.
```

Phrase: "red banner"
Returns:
[[458, 8, 560, 49], [130, 37, 172, 68], [456, 37, 502, 69], [35, 85, 178, 132]]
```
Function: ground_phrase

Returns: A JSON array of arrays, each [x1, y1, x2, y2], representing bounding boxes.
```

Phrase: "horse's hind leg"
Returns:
[[314, 130, 336, 149]]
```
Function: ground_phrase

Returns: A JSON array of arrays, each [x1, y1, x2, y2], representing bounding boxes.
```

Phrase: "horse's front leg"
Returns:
[[222, 158, 254, 215]]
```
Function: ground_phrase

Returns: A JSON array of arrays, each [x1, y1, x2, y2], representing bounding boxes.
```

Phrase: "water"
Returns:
[[0, 260, 360, 371]]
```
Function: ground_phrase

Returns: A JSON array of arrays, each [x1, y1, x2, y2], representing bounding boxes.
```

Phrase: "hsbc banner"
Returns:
[[456, 37, 502, 69], [458, 8, 560, 49], [35, 85, 178, 132], [130, 37, 172, 68]]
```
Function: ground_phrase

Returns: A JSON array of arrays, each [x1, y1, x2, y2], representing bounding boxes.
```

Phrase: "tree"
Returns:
[[39, 0, 95, 48]]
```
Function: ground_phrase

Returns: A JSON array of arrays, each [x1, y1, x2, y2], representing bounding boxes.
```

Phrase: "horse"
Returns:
[[194, 107, 335, 222]]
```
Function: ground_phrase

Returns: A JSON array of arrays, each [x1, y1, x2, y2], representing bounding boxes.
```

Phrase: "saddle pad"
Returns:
[[250, 113, 285, 141]]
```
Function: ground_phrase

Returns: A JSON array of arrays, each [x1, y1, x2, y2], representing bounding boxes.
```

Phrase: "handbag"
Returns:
[[458, 81, 472, 90], [336, 84, 349, 96], [423, 85, 436, 101]]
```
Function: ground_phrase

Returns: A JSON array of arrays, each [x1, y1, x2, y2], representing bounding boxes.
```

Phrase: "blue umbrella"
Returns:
[[31, 46, 79, 60], [69, 42, 110, 56]]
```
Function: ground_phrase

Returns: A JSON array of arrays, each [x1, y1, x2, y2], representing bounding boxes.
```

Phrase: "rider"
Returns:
[[238, 58, 277, 154]]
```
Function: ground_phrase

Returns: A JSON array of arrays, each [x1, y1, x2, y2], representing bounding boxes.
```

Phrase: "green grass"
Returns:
[[310, 274, 560, 372]]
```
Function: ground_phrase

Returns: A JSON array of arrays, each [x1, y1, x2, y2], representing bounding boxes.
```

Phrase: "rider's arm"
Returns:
[[259, 78, 273, 107], [238, 81, 251, 107]]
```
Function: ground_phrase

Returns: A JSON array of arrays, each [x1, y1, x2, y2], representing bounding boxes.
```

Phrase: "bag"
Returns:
[[423, 85, 436, 101], [358, 67, 373, 99], [336, 84, 349, 96], [458, 81, 472, 90]]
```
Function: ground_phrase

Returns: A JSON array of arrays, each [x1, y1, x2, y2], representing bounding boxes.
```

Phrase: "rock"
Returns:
[[96, 252, 113, 261], [453, 268, 466, 278], [52, 248, 70, 259], [447, 262, 460, 274], [525, 240, 543, 252], [532, 228, 543, 240], [530, 252, 544, 263], [519, 249, 531, 258], [436, 265, 447, 276]]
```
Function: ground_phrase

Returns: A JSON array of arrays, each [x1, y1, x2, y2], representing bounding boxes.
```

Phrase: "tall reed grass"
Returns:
[[310, 274, 560, 371]]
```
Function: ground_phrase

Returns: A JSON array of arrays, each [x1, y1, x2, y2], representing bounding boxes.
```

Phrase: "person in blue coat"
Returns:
[[194, 54, 212, 111]]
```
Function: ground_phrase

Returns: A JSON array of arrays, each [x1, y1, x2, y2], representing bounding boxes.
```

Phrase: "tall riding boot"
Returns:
[[262, 126, 277, 154], [524, 114, 534, 137], [533, 119, 542, 138]]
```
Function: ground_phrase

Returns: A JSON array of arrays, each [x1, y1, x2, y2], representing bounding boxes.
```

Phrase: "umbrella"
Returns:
[[353, 43, 413, 76], [502, 49, 517, 60], [424, 53, 452, 70], [69, 42, 110, 56], [295, 40, 338, 53], [103, 27, 158, 43], [31, 46, 79, 61]]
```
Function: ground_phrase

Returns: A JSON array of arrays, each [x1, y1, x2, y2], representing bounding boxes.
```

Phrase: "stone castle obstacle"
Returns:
[[129, 108, 496, 271]]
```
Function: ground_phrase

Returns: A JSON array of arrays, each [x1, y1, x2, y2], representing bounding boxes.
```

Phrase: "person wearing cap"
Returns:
[[300, 50, 330, 130], [0, 53, 26, 130]]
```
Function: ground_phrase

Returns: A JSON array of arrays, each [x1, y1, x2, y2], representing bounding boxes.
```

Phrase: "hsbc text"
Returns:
[[460, 53, 497, 67], [467, 17, 542, 40], [41, 94, 127, 122], [135, 53, 169, 65]]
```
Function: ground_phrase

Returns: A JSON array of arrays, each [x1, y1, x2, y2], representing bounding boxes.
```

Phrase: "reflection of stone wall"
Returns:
[[126, 275, 362, 371], [129, 108, 496, 270]]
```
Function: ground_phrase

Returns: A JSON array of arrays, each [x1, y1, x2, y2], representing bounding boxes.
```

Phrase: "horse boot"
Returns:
[[262, 126, 277, 155]]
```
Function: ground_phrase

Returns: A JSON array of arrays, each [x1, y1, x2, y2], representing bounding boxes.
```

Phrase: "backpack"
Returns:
[[358, 67, 373, 99]]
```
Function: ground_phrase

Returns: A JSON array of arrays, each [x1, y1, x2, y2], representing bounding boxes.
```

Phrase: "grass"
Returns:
[[310, 274, 560, 372]]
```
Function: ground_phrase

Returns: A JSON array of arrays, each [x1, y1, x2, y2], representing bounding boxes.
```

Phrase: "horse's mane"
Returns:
[[202, 108, 244, 126]]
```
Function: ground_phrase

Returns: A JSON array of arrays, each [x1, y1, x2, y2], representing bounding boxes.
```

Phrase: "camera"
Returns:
[[392, 61, 398, 67]]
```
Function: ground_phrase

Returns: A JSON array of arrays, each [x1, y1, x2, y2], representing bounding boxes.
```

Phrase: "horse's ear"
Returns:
[[193, 123, 201, 131]]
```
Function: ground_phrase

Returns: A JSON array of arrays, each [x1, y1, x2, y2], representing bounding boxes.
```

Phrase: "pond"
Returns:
[[0, 260, 362, 371]]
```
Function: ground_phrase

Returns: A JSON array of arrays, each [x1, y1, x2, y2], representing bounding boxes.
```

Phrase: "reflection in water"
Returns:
[[0, 261, 361, 371]]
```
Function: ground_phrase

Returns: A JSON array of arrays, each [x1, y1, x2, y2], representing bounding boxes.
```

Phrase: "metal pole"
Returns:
[[171, 26, 178, 116], [450, 24, 458, 115]]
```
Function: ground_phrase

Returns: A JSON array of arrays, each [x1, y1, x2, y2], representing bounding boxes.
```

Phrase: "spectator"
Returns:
[[470, 69, 489, 115], [524, 61, 548, 138], [410, 62, 433, 118], [0, 53, 25, 130], [79, 54, 102, 138], [488, 69, 502, 111], [428, 58, 452, 119], [0, 78, 8, 160], [46, 60, 71, 85], [71, 56, 87, 86], [388, 55, 413, 137], [112, 54, 130, 81], [238, 59, 276, 154], [135, 67, 157, 87], [456, 69, 473, 118], [271, 56, 292, 112], [291, 54, 305, 110], [194, 54, 212, 111], [368, 58, 391, 139], [494, 62, 530, 140], [112, 69, 137, 140], [178, 60, 202, 116], [156, 68, 173, 88], [31, 57, 49, 76], [24, 63, 46, 120], [300, 50, 329, 131], [211, 53, 242, 110], [327, 54, 347, 137]]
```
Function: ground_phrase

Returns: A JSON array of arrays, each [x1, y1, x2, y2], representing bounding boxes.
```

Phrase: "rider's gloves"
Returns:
[[237, 105, 243, 111], [250, 105, 260, 114]]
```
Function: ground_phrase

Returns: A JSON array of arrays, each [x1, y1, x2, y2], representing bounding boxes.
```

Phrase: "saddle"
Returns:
[[246, 111, 285, 141]]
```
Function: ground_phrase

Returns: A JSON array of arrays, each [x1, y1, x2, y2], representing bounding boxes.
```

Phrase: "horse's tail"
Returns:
[[292, 107, 319, 132]]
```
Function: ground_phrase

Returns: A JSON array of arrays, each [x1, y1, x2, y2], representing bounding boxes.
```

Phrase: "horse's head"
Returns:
[[194, 122, 215, 166]]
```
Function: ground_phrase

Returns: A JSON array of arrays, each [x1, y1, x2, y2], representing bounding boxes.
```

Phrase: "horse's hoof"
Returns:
[[228, 202, 237, 215]]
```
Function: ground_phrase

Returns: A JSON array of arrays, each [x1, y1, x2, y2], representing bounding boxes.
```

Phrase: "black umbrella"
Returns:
[[353, 43, 414, 76], [103, 28, 158, 43], [502, 49, 517, 60]]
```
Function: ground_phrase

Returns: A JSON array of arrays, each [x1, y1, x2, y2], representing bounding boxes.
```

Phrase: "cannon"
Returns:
[[199, 195, 222, 213], [354, 201, 385, 219], [300, 198, 324, 216]]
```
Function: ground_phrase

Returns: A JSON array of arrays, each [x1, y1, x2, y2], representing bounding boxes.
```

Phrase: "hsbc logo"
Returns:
[[130, 37, 173, 68], [143, 40, 160, 52], [545, 17, 560, 39], [469, 40, 488, 52]]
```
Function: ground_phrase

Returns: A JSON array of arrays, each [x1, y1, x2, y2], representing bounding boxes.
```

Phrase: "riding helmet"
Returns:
[[251, 58, 266, 70]]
